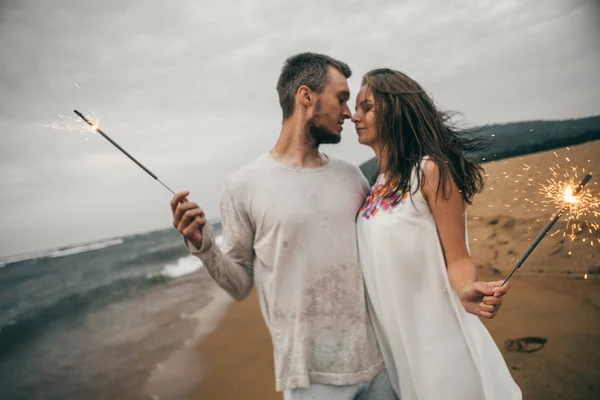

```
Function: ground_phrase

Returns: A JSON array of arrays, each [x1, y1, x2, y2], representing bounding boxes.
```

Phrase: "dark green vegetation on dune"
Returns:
[[359, 115, 600, 182]]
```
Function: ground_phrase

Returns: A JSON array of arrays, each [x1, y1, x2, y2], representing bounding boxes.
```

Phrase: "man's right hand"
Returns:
[[170, 191, 207, 249]]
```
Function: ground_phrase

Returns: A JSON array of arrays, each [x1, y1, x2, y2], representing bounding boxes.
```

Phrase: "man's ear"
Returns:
[[297, 85, 313, 107]]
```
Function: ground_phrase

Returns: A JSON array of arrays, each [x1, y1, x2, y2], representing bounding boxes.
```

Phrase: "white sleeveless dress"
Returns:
[[356, 159, 522, 400]]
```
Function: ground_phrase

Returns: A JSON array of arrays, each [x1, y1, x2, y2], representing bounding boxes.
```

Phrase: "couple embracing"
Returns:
[[170, 52, 522, 400]]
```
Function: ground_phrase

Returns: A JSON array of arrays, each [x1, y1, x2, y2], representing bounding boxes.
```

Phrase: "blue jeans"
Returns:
[[284, 369, 399, 400]]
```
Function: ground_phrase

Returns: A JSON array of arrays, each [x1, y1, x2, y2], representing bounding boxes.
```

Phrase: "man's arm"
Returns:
[[171, 181, 254, 301]]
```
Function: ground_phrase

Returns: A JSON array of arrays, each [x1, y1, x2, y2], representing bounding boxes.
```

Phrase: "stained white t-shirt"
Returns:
[[189, 153, 384, 391]]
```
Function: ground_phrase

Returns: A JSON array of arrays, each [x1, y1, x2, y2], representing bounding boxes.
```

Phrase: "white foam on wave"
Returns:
[[159, 256, 203, 279], [0, 238, 126, 265], [156, 235, 224, 280], [214, 234, 224, 249], [47, 238, 125, 258]]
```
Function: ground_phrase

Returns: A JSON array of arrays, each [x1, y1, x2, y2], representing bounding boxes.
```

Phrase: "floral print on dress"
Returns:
[[360, 182, 408, 219]]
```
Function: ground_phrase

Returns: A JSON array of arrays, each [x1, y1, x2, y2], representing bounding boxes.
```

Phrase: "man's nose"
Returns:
[[342, 104, 352, 119]]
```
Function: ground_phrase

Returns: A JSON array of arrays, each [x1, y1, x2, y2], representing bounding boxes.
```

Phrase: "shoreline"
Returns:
[[188, 289, 280, 399], [144, 273, 233, 400]]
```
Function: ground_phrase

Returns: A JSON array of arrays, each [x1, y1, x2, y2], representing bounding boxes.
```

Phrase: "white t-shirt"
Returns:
[[189, 153, 384, 391]]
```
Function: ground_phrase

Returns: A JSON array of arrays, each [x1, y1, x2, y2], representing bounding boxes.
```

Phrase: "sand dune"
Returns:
[[469, 140, 599, 282]]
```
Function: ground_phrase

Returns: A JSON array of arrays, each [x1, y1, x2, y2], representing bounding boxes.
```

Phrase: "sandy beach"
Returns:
[[189, 289, 280, 400], [189, 140, 600, 400]]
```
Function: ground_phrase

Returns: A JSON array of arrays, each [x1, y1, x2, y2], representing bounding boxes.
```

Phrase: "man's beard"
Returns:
[[308, 113, 341, 145]]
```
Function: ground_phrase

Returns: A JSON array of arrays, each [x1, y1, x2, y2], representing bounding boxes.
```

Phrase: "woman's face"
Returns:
[[351, 85, 378, 148]]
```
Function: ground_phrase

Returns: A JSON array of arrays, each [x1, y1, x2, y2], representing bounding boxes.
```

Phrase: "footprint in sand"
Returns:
[[504, 337, 548, 353]]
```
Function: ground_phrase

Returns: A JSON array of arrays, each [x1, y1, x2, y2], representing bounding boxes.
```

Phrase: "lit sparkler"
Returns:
[[508, 148, 600, 246], [502, 173, 593, 284], [43, 109, 100, 133], [73, 110, 176, 195], [538, 166, 599, 241]]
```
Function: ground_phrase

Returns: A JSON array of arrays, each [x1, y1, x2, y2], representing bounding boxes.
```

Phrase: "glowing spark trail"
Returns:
[[502, 173, 593, 285], [43, 110, 100, 133]]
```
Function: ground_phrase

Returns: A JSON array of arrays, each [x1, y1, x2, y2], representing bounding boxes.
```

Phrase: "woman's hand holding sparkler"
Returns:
[[459, 280, 511, 319], [171, 191, 207, 249], [422, 161, 512, 319]]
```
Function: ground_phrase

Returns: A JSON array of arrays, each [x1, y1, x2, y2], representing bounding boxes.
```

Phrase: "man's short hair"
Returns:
[[276, 52, 352, 120]]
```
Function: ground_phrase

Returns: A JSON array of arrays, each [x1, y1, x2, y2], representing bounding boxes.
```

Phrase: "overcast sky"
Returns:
[[1, 0, 599, 258]]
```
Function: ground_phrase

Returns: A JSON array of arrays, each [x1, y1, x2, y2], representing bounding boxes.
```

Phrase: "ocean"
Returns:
[[0, 223, 229, 400]]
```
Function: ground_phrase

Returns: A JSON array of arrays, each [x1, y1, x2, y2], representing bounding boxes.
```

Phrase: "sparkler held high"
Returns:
[[73, 110, 176, 195], [502, 172, 593, 285]]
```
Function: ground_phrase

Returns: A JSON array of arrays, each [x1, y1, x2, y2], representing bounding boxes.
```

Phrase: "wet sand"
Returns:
[[189, 140, 600, 399], [189, 289, 280, 400]]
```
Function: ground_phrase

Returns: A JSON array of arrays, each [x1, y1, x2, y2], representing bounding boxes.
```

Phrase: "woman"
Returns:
[[352, 69, 522, 400]]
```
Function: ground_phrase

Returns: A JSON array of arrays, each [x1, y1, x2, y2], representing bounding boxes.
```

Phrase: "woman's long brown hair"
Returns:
[[362, 68, 487, 204]]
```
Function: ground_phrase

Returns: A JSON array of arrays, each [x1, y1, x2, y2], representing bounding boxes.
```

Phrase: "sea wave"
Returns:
[[158, 256, 203, 279], [150, 234, 224, 280], [0, 232, 225, 357], [214, 234, 224, 248], [46, 238, 124, 258], [0, 273, 157, 358], [0, 238, 127, 266]]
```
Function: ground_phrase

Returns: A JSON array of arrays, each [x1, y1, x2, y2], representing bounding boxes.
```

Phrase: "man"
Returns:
[[170, 53, 397, 399]]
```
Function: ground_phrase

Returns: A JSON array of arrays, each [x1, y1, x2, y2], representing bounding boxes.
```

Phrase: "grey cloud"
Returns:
[[1, 0, 599, 257]]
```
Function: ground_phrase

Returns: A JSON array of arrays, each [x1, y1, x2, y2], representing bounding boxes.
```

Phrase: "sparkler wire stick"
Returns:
[[502, 173, 593, 285], [73, 110, 176, 195]]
